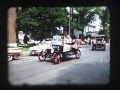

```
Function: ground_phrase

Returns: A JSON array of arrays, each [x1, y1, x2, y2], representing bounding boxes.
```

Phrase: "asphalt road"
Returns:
[[8, 44, 110, 86]]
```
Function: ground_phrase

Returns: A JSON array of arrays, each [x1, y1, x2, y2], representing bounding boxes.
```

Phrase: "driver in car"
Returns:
[[63, 35, 74, 52]]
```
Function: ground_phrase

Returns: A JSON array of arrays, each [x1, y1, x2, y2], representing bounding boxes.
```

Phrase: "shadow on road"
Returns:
[[38, 57, 78, 65], [47, 61, 110, 85]]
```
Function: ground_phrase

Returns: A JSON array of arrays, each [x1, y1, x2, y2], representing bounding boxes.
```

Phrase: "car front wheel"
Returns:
[[75, 50, 81, 59], [38, 51, 46, 61], [53, 53, 61, 64]]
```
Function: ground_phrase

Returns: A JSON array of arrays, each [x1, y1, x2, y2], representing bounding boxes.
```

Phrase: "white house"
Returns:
[[73, 29, 82, 39]]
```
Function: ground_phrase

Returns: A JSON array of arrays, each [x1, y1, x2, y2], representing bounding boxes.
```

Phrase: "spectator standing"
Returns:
[[24, 34, 29, 45], [87, 37, 90, 45], [89, 38, 91, 45], [18, 33, 24, 44]]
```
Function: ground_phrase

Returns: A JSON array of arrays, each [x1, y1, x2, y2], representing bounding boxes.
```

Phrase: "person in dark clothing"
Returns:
[[24, 34, 29, 44], [73, 35, 76, 39], [89, 38, 91, 45]]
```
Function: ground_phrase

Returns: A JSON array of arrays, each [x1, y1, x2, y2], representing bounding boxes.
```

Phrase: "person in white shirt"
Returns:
[[64, 35, 72, 44], [62, 35, 73, 52], [18, 34, 24, 44]]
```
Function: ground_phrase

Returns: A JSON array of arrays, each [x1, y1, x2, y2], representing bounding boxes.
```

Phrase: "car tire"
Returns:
[[38, 51, 46, 61], [75, 49, 81, 59], [8, 55, 13, 61], [53, 53, 61, 64]]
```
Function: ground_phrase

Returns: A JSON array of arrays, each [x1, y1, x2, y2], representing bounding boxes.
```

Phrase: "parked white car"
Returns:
[[29, 41, 51, 55]]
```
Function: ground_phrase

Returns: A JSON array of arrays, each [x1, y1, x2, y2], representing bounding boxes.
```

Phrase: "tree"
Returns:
[[100, 7, 110, 39], [94, 7, 110, 39], [16, 7, 106, 41], [71, 7, 97, 39], [16, 7, 68, 41]]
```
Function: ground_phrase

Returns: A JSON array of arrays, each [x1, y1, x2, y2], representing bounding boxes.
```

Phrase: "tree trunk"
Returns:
[[7, 7, 17, 47]]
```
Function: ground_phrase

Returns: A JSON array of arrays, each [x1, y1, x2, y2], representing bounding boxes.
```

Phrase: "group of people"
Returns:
[[84, 37, 96, 46], [84, 37, 106, 46]]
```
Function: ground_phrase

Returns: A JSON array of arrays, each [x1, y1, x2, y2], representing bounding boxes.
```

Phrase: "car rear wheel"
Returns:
[[53, 53, 61, 64], [75, 50, 81, 59], [38, 51, 46, 61]]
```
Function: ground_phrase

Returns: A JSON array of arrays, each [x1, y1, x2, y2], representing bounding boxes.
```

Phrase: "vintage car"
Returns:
[[38, 39, 81, 64], [92, 35, 106, 51], [8, 47, 22, 61]]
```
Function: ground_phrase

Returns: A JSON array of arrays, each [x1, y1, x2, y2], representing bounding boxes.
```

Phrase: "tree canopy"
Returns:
[[16, 7, 110, 40], [17, 7, 68, 40]]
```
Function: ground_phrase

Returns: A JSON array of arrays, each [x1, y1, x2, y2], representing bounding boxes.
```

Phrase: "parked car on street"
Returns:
[[8, 47, 22, 61], [27, 39, 40, 46], [29, 39, 62, 55], [73, 39, 86, 45], [29, 40, 52, 55], [92, 35, 106, 51]]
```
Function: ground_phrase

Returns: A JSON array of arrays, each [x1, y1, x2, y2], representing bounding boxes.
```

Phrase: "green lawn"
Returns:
[[22, 47, 29, 52], [18, 45, 30, 52]]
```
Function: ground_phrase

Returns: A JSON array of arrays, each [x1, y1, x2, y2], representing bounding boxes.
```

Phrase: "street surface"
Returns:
[[8, 44, 110, 86]]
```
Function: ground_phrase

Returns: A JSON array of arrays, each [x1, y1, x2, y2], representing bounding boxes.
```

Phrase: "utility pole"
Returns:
[[69, 7, 71, 35]]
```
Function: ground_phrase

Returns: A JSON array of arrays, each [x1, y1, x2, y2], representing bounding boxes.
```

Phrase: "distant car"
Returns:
[[92, 35, 106, 51], [74, 39, 85, 45], [27, 39, 40, 46]]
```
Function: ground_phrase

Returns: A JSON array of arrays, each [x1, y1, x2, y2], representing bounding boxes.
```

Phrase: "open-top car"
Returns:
[[38, 38, 81, 64], [92, 35, 106, 51]]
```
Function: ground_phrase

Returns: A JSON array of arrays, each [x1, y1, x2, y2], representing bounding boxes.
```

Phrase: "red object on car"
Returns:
[[74, 39, 85, 45]]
